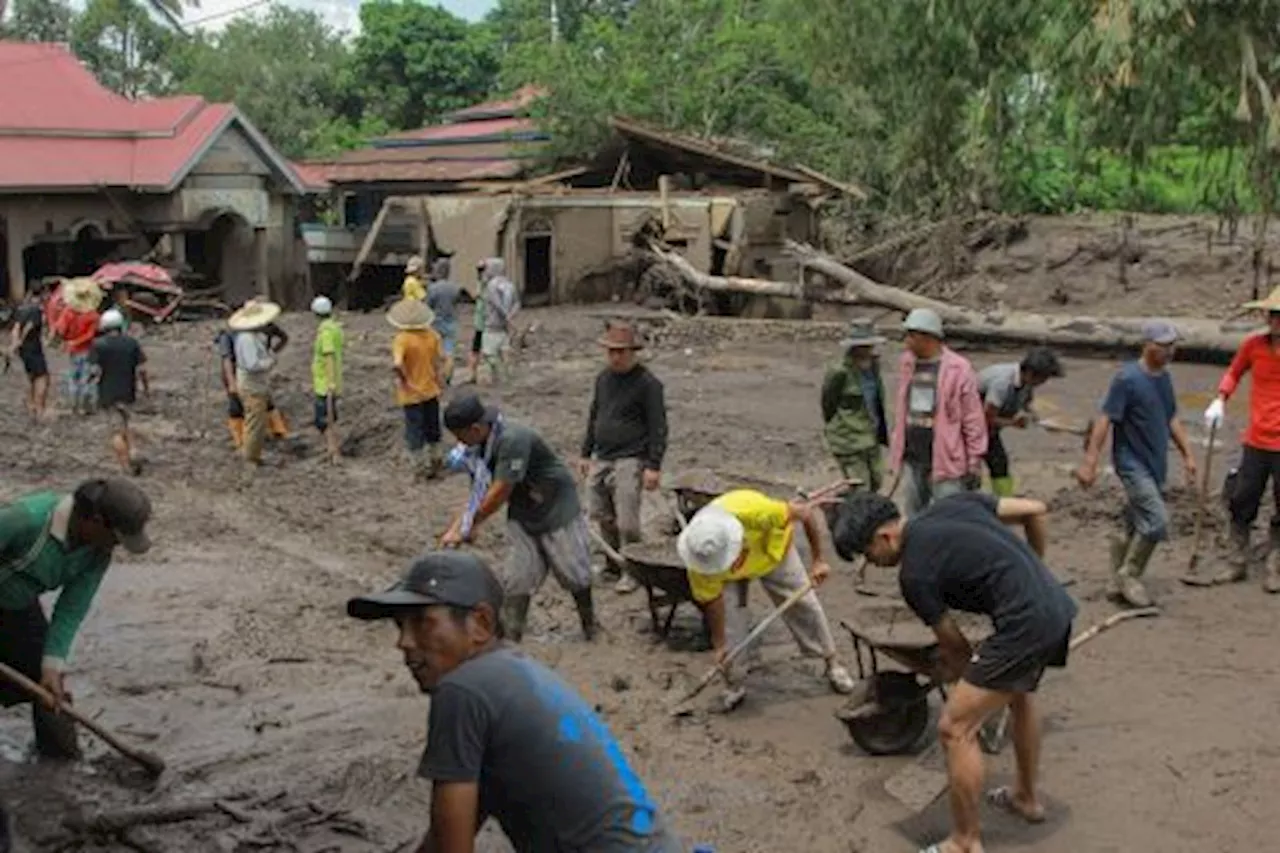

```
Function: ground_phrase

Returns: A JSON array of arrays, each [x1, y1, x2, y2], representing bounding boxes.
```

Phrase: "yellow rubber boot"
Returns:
[[268, 409, 290, 439], [991, 476, 1015, 497], [227, 417, 245, 449]]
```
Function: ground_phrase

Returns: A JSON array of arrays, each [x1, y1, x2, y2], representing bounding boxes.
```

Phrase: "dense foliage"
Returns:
[[4, 0, 1280, 219]]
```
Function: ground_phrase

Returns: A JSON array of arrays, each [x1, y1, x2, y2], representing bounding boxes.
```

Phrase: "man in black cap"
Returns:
[[440, 394, 596, 640], [347, 551, 682, 852], [0, 477, 153, 760], [832, 491, 1077, 853]]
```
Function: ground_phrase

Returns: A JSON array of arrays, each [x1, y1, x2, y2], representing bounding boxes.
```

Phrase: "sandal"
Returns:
[[986, 786, 1046, 824]]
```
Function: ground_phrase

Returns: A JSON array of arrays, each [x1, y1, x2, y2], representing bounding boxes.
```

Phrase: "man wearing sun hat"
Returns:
[[388, 297, 446, 479], [52, 277, 104, 415], [579, 319, 668, 594], [1202, 287, 1280, 590], [228, 299, 284, 469], [821, 318, 889, 491], [1077, 319, 1198, 607], [0, 477, 153, 760], [677, 488, 855, 710]]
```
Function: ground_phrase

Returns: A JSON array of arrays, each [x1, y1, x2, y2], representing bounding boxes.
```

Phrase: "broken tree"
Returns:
[[644, 240, 1260, 363]]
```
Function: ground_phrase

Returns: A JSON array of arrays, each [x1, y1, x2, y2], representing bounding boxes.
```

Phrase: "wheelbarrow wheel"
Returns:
[[836, 671, 931, 756]]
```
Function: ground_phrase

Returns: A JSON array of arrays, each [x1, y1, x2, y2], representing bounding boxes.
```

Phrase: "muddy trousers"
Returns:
[[0, 604, 79, 759], [722, 545, 838, 684], [588, 457, 644, 572], [241, 391, 270, 464], [833, 448, 884, 493], [1228, 445, 1280, 535], [504, 516, 596, 640]]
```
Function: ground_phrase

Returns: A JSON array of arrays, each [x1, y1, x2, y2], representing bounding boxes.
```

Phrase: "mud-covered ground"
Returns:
[[3, 215, 1280, 852]]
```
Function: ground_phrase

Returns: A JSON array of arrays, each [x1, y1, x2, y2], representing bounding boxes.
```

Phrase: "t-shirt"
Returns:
[[420, 648, 682, 853], [687, 489, 794, 604], [900, 493, 1077, 648], [57, 309, 98, 356], [427, 280, 463, 324], [1101, 361, 1177, 486], [14, 304, 43, 358], [89, 333, 144, 407], [311, 318, 345, 397], [490, 423, 580, 535], [392, 329, 443, 406], [402, 274, 426, 302], [904, 359, 940, 465], [979, 362, 1035, 421]]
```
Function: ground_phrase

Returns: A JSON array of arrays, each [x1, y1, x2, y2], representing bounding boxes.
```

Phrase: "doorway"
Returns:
[[522, 234, 552, 306]]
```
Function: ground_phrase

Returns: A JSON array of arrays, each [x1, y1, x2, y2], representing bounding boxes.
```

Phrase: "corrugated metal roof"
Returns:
[[323, 158, 524, 185], [444, 85, 545, 122], [375, 116, 540, 146], [290, 160, 332, 192]]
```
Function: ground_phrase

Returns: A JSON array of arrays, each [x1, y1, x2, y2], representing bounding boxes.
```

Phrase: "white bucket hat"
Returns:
[[677, 505, 745, 575], [311, 295, 333, 316]]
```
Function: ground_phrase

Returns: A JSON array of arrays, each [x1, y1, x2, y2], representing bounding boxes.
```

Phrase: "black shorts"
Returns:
[[965, 625, 1071, 694], [470, 330, 483, 354], [20, 350, 47, 380], [314, 395, 339, 431]]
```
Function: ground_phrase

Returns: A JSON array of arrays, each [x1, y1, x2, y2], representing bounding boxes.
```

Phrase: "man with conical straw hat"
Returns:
[[52, 277, 103, 415], [1203, 285, 1280, 591], [388, 298, 447, 479], [228, 299, 283, 473]]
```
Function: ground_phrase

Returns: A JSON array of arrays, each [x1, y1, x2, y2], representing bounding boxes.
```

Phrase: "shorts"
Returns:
[[403, 397, 442, 451], [20, 350, 47, 380], [482, 330, 509, 358], [470, 330, 483, 355], [314, 395, 339, 432], [965, 626, 1071, 694]]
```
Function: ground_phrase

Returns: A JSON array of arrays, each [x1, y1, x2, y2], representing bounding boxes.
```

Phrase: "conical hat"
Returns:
[[1244, 286, 1280, 311], [387, 298, 436, 330], [228, 299, 282, 331], [61, 277, 103, 313]]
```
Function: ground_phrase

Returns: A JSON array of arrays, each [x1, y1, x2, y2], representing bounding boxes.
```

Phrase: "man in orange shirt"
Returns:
[[1204, 287, 1280, 591], [52, 278, 103, 415], [389, 298, 446, 480]]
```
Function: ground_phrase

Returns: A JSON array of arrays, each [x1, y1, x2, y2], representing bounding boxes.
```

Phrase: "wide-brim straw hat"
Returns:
[[228, 299, 282, 331], [387, 298, 436, 330], [598, 320, 644, 350], [1244, 286, 1280, 312], [61, 277, 103, 313]]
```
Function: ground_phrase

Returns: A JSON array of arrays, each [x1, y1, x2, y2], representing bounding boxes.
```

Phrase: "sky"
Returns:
[[186, 0, 498, 34]]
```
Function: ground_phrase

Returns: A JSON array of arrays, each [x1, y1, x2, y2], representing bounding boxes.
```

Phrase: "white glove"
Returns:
[[1204, 398, 1225, 429]]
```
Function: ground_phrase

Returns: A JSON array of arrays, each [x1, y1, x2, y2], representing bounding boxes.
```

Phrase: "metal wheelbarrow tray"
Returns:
[[618, 541, 709, 643], [835, 606, 994, 756]]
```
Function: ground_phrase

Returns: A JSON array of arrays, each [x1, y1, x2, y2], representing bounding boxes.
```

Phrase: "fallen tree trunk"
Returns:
[[643, 241, 1259, 363]]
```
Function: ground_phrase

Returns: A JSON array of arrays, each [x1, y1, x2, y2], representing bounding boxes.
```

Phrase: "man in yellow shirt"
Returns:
[[677, 488, 855, 710], [388, 298, 446, 479], [402, 255, 427, 301], [311, 296, 344, 462]]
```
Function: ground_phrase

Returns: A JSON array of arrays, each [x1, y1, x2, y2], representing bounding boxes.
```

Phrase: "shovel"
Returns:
[[0, 662, 166, 778], [1181, 421, 1219, 586]]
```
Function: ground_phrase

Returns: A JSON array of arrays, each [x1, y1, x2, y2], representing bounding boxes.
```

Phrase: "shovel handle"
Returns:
[[1188, 422, 1217, 568]]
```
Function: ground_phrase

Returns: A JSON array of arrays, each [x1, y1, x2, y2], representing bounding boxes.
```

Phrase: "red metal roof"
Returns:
[[378, 116, 537, 144], [290, 160, 332, 192], [444, 85, 545, 122], [0, 41, 304, 193]]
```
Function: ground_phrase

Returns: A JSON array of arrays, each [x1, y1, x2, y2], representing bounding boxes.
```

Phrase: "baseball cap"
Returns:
[[442, 394, 497, 432], [347, 551, 505, 620], [92, 478, 152, 554], [676, 505, 745, 575], [1142, 320, 1179, 345]]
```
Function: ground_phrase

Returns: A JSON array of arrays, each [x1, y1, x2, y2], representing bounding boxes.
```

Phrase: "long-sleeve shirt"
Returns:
[[1219, 332, 1280, 451], [581, 365, 668, 470], [821, 357, 888, 456], [234, 330, 275, 396], [889, 346, 987, 481], [0, 492, 111, 669]]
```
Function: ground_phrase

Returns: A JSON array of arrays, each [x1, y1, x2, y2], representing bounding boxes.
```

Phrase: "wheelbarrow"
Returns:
[[587, 529, 709, 644]]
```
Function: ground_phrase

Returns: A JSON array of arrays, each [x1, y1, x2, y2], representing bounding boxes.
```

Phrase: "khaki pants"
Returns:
[[723, 544, 838, 683], [588, 457, 644, 566], [242, 391, 270, 464]]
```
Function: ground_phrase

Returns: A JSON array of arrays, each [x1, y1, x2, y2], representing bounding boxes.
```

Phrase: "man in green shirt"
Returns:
[[821, 320, 890, 491], [0, 477, 152, 760], [310, 296, 345, 462]]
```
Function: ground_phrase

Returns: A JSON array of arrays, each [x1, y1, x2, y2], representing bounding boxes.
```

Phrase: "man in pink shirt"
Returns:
[[889, 309, 988, 516]]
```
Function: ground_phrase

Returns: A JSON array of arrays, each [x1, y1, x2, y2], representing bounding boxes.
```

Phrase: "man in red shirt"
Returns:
[[52, 279, 103, 415], [1204, 287, 1280, 591]]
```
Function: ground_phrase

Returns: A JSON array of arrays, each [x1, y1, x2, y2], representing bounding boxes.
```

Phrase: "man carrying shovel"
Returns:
[[0, 477, 153, 762], [977, 347, 1064, 496], [832, 491, 1077, 853], [1201, 287, 1280, 590], [676, 488, 855, 711]]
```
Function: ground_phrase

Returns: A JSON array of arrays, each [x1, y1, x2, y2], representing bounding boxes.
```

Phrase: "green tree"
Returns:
[[73, 0, 175, 97], [169, 5, 348, 159], [2, 0, 75, 42], [344, 1, 500, 132]]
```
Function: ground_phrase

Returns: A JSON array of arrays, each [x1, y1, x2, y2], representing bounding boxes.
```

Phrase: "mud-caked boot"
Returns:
[[33, 703, 81, 761], [1264, 529, 1280, 594], [501, 595, 532, 643], [425, 444, 444, 480], [1118, 537, 1157, 608], [1106, 534, 1131, 600], [572, 589, 598, 641], [1213, 526, 1252, 585]]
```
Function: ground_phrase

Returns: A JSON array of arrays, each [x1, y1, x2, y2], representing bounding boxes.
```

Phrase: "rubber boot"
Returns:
[[227, 417, 245, 449], [1118, 537, 1157, 608], [1265, 528, 1280, 594], [991, 476, 1015, 497], [33, 703, 80, 761], [502, 595, 531, 643], [267, 409, 290, 439], [1106, 534, 1131, 599], [572, 589, 598, 641], [1213, 526, 1251, 585], [426, 444, 444, 480]]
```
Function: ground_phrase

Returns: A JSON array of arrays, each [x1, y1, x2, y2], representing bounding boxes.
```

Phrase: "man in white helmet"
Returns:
[[89, 308, 149, 475], [310, 295, 345, 463]]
